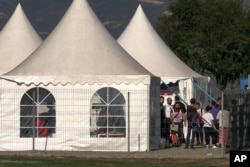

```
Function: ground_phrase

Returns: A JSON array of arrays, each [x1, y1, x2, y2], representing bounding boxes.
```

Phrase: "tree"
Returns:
[[156, 0, 250, 89]]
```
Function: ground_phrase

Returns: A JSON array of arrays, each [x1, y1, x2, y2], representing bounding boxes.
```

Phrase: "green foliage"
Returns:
[[156, 0, 250, 88]]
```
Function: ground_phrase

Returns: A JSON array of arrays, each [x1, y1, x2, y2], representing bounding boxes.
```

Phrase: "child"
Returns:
[[202, 106, 218, 148]]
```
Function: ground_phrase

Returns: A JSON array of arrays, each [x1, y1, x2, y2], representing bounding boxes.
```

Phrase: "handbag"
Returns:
[[171, 109, 180, 132], [170, 124, 179, 132]]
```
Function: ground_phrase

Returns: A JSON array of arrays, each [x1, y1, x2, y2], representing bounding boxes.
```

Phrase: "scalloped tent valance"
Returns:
[[0, 75, 157, 86]]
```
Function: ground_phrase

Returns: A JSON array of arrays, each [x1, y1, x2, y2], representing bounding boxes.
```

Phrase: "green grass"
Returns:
[[0, 157, 229, 167]]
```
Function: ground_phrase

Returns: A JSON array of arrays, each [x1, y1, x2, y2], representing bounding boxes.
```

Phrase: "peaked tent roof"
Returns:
[[6, 0, 151, 79], [0, 3, 42, 75], [117, 5, 205, 83]]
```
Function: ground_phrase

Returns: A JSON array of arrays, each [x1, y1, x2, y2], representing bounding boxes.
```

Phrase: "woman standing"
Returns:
[[216, 104, 230, 147], [170, 102, 186, 145]]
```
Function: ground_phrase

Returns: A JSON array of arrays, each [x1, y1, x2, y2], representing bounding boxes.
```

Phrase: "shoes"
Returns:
[[196, 141, 200, 146], [215, 143, 221, 147], [184, 146, 188, 149], [205, 145, 217, 148], [190, 146, 195, 149], [212, 145, 217, 148]]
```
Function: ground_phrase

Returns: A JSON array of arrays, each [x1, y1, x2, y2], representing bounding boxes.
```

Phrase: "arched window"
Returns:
[[90, 87, 126, 138], [20, 87, 56, 138]]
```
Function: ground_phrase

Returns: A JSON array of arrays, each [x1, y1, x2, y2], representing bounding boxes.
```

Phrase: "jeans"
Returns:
[[186, 124, 196, 147], [195, 125, 204, 144], [173, 122, 184, 144], [161, 118, 171, 139]]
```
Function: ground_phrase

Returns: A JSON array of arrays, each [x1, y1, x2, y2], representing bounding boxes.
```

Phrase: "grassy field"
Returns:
[[0, 156, 229, 167]]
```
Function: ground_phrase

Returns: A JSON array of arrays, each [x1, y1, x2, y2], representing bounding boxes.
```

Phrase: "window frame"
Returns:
[[20, 87, 56, 138]]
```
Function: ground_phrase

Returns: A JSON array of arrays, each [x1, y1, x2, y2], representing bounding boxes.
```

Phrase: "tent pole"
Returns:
[[221, 92, 224, 155], [138, 134, 140, 152], [147, 86, 150, 152], [32, 91, 35, 152], [127, 92, 130, 152]]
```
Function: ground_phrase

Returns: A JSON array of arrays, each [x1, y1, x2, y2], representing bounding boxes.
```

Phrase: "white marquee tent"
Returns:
[[0, 0, 161, 152], [0, 3, 42, 75], [117, 5, 209, 103]]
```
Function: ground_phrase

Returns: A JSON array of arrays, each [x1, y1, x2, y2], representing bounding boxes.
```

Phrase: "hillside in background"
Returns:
[[0, 0, 171, 39]]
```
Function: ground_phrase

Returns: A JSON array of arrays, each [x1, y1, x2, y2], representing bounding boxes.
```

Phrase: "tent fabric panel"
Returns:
[[117, 5, 206, 81], [6, 0, 151, 76], [0, 78, 160, 152], [0, 3, 42, 75]]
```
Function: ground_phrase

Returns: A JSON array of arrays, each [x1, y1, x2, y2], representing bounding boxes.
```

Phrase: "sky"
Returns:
[[0, 0, 171, 39]]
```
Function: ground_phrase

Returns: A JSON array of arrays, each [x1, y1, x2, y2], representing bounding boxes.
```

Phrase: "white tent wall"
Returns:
[[173, 76, 213, 112], [171, 77, 211, 109], [0, 76, 160, 152], [178, 79, 194, 104]]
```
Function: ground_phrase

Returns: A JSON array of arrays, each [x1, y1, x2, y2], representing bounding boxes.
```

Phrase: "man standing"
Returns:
[[160, 96, 166, 138], [173, 95, 187, 144], [164, 97, 173, 140], [211, 100, 219, 144], [185, 98, 198, 149]]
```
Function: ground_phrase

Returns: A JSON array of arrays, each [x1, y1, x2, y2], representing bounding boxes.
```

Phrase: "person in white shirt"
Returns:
[[164, 97, 173, 139], [202, 105, 218, 148]]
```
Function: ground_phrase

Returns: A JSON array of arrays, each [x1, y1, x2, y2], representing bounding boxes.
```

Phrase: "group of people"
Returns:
[[160, 95, 229, 149]]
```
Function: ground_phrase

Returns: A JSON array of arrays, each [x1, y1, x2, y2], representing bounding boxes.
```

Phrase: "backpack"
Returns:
[[197, 114, 203, 124], [170, 133, 180, 147], [192, 114, 201, 131]]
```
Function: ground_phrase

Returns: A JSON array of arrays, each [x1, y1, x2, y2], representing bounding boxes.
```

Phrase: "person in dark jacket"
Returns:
[[185, 98, 198, 149]]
